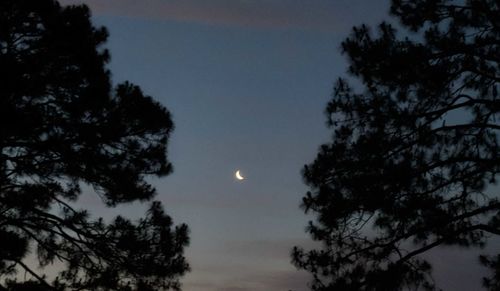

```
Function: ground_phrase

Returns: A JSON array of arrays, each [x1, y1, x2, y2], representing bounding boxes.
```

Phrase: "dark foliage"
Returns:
[[0, 0, 189, 290], [293, 0, 499, 290]]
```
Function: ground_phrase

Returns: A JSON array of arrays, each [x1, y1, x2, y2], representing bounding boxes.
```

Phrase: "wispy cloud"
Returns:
[[221, 238, 316, 260], [218, 270, 311, 291], [60, 0, 382, 30], [182, 238, 317, 291], [184, 267, 312, 291]]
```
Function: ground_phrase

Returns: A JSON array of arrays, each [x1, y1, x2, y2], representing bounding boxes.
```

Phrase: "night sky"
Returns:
[[54, 1, 496, 290]]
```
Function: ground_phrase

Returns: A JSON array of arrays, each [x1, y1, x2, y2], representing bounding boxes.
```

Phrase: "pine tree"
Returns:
[[293, 0, 500, 289], [1, 1, 189, 289]]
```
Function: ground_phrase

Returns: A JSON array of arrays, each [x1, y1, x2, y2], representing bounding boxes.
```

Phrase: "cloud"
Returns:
[[220, 270, 311, 291], [221, 237, 317, 260], [181, 238, 317, 291], [59, 0, 377, 30], [184, 267, 312, 291]]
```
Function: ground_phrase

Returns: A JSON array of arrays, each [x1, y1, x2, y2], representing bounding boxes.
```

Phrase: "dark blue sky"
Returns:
[[97, 18, 339, 290], [56, 1, 495, 290]]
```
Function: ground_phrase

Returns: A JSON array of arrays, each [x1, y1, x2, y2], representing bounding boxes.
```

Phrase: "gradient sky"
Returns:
[[53, 1, 496, 290]]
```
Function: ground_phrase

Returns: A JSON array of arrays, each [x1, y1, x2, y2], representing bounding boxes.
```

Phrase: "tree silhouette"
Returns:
[[293, 0, 499, 290], [1, 0, 189, 290]]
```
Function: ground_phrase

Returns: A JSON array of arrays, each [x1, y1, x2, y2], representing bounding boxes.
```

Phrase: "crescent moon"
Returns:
[[235, 170, 245, 180]]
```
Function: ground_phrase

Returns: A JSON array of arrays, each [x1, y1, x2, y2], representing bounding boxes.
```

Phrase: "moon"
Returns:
[[235, 170, 245, 180]]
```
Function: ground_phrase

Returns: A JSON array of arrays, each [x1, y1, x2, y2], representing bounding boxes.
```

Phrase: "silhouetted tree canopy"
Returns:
[[293, 0, 499, 290], [0, 0, 189, 290]]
